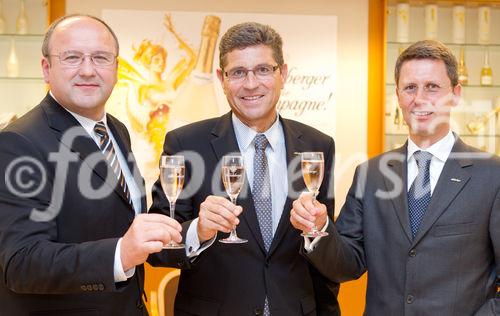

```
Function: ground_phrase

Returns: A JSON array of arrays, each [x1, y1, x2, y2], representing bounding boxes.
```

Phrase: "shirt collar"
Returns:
[[407, 130, 455, 162], [231, 112, 283, 152], [50, 90, 107, 135]]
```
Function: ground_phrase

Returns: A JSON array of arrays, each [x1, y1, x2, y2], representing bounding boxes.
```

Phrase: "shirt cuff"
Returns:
[[303, 216, 330, 253], [114, 238, 136, 282], [185, 218, 216, 258]]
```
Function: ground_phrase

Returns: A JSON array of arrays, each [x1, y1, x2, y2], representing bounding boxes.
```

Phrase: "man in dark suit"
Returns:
[[149, 22, 340, 315], [291, 40, 500, 315], [0, 15, 182, 315]]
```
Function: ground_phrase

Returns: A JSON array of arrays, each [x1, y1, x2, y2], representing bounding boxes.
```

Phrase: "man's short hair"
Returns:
[[395, 40, 458, 87], [219, 22, 284, 69]]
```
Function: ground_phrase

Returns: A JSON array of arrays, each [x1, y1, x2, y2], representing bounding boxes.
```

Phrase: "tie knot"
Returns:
[[413, 150, 432, 169], [94, 121, 108, 138], [254, 134, 269, 151]]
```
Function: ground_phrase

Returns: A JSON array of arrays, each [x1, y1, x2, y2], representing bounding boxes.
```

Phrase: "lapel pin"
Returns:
[[450, 178, 462, 182]]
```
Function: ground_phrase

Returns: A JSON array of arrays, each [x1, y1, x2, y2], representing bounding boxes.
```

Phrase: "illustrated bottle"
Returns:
[[6, 39, 19, 78], [478, 6, 490, 44], [168, 15, 221, 130], [16, 0, 28, 35], [480, 48, 493, 86], [457, 47, 468, 85], [452, 5, 465, 44], [0, 0, 6, 34]]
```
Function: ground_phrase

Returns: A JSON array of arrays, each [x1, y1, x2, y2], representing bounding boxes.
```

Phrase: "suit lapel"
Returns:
[[107, 115, 145, 211], [384, 144, 413, 242], [268, 117, 307, 256], [412, 138, 471, 244], [43, 94, 136, 212], [210, 113, 267, 253]]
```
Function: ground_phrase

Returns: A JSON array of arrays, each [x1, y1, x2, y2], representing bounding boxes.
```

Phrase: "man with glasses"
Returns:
[[0, 14, 182, 315], [291, 40, 500, 315], [149, 22, 340, 315]]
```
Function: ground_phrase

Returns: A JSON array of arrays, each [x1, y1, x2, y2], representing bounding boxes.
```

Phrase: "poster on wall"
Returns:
[[103, 10, 337, 193]]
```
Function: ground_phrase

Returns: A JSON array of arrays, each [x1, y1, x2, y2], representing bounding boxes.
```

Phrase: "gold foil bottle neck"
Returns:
[[202, 15, 221, 38]]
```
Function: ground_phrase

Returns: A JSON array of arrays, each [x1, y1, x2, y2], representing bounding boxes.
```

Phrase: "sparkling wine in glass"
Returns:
[[219, 154, 247, 244], [301, 152, 328, 237], [160, 155, 186, 249]]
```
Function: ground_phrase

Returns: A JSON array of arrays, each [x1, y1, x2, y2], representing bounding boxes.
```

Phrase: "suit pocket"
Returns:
[[30, 309, 99, 316], [433, 222, 476, 237], [300, 294, 317, 316], [175, 293, 220, 316]]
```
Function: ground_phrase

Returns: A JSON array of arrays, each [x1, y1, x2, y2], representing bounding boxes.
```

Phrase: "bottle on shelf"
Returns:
[[16, 0, 28, 35], [478, 6, 491, 44], [452, 5, 466, 44], [480, 47, 493, 86], [0, 0, 6, 34], [396, 3, 410, 43], [168, 15, 221, 130], [424, 4, 438, 40], [6, 39, 19, 78], [457, 47, 468, 86]]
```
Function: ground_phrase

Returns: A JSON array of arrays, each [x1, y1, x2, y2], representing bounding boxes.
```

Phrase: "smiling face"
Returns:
[[217, 44, 288, 132], [42, 16, 118, 120], [396, 58, 461, 148]]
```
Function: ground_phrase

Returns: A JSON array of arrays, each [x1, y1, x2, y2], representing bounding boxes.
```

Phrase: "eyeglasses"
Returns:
[[224, 64, 280, 82], [49, 51, 117, 67], [398, 83, 451, 98]]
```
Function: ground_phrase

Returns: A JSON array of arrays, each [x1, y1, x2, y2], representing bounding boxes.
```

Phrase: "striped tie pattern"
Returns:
[[94, 121, 132, 206]]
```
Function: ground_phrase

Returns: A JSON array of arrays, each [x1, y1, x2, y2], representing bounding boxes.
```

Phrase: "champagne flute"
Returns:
[[160, 155, 186, 249], [301, 152, 328, 237], [219, 154, 247, 244]]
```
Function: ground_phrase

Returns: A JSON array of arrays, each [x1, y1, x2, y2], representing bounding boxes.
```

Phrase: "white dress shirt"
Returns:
[[407, 130, 456, 194], [54, 92, 141, 282]]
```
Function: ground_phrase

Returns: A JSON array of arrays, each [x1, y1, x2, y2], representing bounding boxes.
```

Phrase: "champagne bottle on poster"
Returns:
[[168, 15, 221, 130], [16, 0, 28, 35], [457, 47, 468, 85], [480, 48, 493, 86], [0, 0, 6, 34], [6, 39, 19, 78]]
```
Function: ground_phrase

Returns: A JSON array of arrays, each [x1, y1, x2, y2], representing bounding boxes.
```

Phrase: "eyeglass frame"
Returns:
[[46, 50, 117, 68], [222, 64, 280, 82]]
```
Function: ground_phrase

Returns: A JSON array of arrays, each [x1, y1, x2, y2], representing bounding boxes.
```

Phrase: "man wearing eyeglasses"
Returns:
[[291, 40, 500, 315], [149, 22, 340, 315], [0, 14, 182, 315]]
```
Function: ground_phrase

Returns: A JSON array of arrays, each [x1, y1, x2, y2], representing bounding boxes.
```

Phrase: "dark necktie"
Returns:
[[407, 150, 432, 238], [252, 134, 273, 316], [94, 121, 132, 206]]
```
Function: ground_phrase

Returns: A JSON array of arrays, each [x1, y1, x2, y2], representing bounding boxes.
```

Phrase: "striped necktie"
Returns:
[[94, 121, 132, 206]]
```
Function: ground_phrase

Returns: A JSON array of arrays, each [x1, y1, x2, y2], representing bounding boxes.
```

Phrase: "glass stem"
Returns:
[[311, 191, 319, 232], [169, 201, 176, 219]]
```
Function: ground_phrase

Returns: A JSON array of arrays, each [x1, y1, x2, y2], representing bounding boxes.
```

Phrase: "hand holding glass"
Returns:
[[160, 155, 185, 249], [219, 154, 247, 244], [301, 152, 328, 237]]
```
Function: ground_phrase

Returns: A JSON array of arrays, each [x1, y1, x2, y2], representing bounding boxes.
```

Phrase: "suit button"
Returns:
[[81, 285, 87, 291], [254, 307, 263, 315], [92, 284, 98, 291], [409, 249, 417, 257], [98, 284, 104, 291], [86, 285, 93, 291], [406, 294, 414, 304]]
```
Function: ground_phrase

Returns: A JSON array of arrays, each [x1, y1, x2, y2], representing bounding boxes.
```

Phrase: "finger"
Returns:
[[292, 199, 315, 222], [290, 209, 314, 230], [200, 211, 237, 232], [201, 204, 239, 226], [136, 213, 182, 231]]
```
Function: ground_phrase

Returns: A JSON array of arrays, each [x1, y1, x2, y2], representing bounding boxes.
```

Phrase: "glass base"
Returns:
[[162, 242, 185, 249], [219, 236, 248, 244], [301, 230, 329, 238]]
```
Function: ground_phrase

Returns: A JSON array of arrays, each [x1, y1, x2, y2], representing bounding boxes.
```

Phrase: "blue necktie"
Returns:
[[408, 150, 432, 238], [252, 134, 272, 316]]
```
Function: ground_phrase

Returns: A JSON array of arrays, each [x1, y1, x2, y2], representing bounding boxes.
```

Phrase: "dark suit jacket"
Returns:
[[149, 112, 340, 316], [306, 137, 500, 316], [0, 94, 148, 316]]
